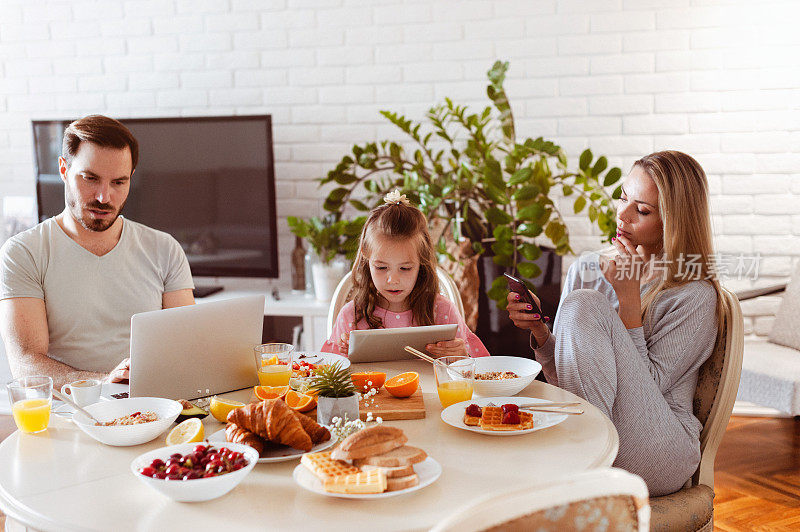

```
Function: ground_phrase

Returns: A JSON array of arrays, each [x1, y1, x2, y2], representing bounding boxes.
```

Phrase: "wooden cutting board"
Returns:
[[357, 386, 425, 421], [246, 386, 426, 421]]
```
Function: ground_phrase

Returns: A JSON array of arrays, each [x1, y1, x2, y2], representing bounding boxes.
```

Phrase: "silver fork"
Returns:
[[485, 401, 584, 415]]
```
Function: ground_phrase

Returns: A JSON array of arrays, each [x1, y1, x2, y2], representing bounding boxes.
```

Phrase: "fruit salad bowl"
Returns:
[[131, 442, 259, 502], [71, 397, 182, 447], [472, 356, 542, 397]]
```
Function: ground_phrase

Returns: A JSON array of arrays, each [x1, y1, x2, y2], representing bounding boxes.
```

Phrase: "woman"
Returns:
[[507, 151, 727, 496]]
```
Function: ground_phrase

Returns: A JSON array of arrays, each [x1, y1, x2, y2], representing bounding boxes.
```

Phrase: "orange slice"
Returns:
[[351, 371, 387, 392], [285, 390, 317, 412], [384, 372, 419, 398], [254, 385, 290, 401]]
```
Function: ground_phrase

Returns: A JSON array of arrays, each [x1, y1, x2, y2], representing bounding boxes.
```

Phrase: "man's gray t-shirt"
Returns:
[[0, 217, 194, 372]]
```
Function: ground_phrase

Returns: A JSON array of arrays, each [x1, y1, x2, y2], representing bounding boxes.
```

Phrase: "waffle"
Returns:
[[323, 468, 387, 494], [478, 406, 534, 431], [463, 413, 481, 426], [301, 451, 360, 482]]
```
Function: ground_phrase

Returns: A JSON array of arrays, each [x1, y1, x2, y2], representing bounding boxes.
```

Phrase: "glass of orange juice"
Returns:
[[434, 356, 475, 408], [254, 343, 294, 387], [7, 375, 53, 434]]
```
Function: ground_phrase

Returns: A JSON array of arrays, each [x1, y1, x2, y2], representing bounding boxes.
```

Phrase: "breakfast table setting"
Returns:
[[0, 353, 619, 532]]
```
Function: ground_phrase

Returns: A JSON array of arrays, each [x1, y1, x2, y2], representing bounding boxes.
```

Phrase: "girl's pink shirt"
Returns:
[[321, 294, 490, 358]]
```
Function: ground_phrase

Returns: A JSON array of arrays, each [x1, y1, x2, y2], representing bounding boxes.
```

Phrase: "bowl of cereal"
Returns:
[[131, 442, 258, 502], [472, 356, 542, 397], [72, 397, 182, 446]]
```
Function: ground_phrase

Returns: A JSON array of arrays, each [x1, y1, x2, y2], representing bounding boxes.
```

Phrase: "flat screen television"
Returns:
[[32, 115, 278, 281]]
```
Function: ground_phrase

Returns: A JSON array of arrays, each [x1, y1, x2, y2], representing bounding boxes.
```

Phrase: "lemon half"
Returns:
[[165, 418, 204, 446], [209, 396, 245, 423]]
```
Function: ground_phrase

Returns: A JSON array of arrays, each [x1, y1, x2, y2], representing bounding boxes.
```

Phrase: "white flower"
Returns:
[[383, 189, 410, 206], [376, 417, 383, 423]]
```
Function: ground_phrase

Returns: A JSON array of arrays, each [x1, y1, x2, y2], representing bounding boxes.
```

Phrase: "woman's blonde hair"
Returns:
[[350, 196, 438, 329], [635, 150, 728, 346]]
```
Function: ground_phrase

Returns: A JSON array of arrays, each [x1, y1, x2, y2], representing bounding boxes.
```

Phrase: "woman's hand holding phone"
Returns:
[[506, 291, 550, 347]]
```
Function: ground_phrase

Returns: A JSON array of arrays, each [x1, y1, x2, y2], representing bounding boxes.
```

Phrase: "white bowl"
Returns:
[[472, 356, 542, 397], [131, 442, 259, 502], [71, 397, 182, 446]]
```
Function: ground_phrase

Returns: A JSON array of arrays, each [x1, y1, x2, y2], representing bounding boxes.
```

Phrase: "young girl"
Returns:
[[506, 151, 727, 496], [321, 191, 489, 358]]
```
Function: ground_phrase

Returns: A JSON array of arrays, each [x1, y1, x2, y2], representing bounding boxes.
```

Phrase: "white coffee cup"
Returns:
[[61, 379, 102, 407]]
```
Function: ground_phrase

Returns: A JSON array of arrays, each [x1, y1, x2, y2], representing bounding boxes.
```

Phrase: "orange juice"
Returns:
[[437, 380, 473, 408], [257, 363, 292, 386], [12, 398, 51, 433]]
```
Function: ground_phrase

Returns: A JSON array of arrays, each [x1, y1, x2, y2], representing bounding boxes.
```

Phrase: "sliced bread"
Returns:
[[359, 463, 415, 478], [386, 473, 419, 492], [331, 425, 407, 461], [353, 445, 427, 467]]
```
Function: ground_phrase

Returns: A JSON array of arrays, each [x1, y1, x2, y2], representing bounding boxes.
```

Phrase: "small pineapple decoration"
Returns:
[[309, 362, 357, 398]]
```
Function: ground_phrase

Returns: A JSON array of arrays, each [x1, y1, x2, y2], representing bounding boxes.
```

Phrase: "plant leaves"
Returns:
[[591, 156, 608, 177], [573, 196, 587, 214], [518, 262, 542, 279], [517, 203, 545, 222], [604, 167, 622, 187], [579, 149, 592, 171], [508, 167, 532, 186], [486, 207, 512, 225], [518, 242, 542, 261]]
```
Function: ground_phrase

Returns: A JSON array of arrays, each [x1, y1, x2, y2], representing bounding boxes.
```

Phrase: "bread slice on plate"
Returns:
[[330, 425, 407, 461], [386, 473, 419, 492], [353, 445, 427, 468], [359, 463, 415, 478]]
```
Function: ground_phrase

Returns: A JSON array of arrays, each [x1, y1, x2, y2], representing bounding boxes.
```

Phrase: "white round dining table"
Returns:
[[0, 359, 618, 532]]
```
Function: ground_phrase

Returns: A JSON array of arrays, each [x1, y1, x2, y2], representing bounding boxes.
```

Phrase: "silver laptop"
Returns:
[[129, 295, 264, 400], [348, 324, 458, 363]]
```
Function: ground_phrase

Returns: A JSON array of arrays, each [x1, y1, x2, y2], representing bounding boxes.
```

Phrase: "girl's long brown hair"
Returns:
[[351, 200, 439, 329], [635, 150, 728, 350]]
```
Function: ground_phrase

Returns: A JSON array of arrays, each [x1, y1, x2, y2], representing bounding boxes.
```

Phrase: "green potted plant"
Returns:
[[287, 214, 365, 300], [315, 60, 621, 315], [308, 362, 359, 426]]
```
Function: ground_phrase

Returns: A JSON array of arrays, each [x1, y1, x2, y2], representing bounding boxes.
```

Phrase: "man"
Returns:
[[0, 115, 195, 388]]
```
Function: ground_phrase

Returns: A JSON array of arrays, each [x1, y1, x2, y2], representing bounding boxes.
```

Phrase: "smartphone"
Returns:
[[504, 272, 542, 315]]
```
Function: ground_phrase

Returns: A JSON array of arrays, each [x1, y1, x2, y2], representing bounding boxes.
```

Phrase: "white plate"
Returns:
[[292, 351, 350, 370], [293, 457, 442, 499], [208, 428, 336, 463], [440, 396, 569, 436]]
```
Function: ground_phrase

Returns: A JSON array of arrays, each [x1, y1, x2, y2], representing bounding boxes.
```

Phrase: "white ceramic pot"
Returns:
[[316, 394, 360, 426], [311, 259, 348, 301]]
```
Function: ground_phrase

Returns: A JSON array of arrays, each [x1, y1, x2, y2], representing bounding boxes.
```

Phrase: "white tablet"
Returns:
[[347, 324, 458, 363]]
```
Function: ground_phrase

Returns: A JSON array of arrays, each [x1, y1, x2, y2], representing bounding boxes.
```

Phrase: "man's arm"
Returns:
[[162, 288, 195, 309], [0, 298, 104, 389]]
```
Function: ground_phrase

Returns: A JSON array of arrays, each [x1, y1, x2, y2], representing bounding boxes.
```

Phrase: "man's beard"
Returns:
[[66, 196, 125, 232]]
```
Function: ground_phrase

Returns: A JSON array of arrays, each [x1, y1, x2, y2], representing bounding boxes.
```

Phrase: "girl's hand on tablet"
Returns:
[[338, 333, 349, 356], [425, 338, 468, 358]]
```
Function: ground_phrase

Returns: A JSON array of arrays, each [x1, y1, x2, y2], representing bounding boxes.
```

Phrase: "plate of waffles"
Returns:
[[440, 396, 569, 436], [293, 454, 442, 499], [208, 428, 336, 463]]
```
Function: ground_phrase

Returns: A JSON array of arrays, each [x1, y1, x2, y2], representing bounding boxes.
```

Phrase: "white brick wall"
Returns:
[[0, 0, 798, 322]]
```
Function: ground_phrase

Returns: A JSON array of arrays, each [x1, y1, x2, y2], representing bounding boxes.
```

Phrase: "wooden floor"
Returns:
[[714, 416, 800, 531], [0, 415, 798, 531]]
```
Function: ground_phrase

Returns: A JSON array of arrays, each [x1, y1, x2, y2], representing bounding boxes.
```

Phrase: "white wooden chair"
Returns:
[[431, 467, 650, 532], [325, 267, 464, 338], [648, 286, 743, 531]]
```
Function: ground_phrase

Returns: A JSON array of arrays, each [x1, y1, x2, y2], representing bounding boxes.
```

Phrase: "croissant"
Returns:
[[292, 410, 331, 444], [227, 399, 312, 452], [225, 422, 265, 455]]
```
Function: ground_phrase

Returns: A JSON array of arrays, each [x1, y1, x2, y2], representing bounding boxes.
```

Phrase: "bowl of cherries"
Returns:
[[131, 442, 259, 502]]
